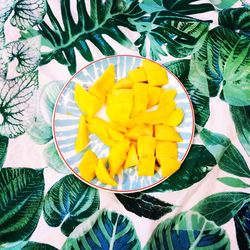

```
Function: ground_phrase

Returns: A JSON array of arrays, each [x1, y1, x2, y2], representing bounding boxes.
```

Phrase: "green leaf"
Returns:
[[0, 168, 44, 244], [43, 174, 100, 236], [192, 192, 250, 225], [147, 144, 216, 192], [0, 135, 8, 169], [22, 242, 58, 250], [200, 128, 250, 178], [38, 0, 143, 74], [218, 177, 250, 188], [0, 72, 39, 138], [209, 0, 239, 9], [219, 7, 250, 36], [0, 241, 28, 250], [115, 193, 174, 219], [145, 211, 230, 249], [234, 202, 250, 250], [230, 105, 250, 156], [189, 26, 250, 106], [62, 209, 141, 250], [165, 59, 210, 127]]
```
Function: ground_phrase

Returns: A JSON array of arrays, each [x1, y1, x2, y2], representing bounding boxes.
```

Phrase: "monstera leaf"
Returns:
[[165, 59, 210, 127], [145, 211, 230, 249], [0, 168, 44, 244], [38, 0, 143, 74], [43, 174, 100, 236], [189, 26, 250, 106], [62, 209, 141, 250]]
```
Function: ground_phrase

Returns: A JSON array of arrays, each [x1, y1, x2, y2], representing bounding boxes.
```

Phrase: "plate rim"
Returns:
[[52, 54, 195, 193]]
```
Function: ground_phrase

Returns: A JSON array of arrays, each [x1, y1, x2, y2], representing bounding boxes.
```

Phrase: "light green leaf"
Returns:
[[189, 26, 250, 106], [43, 174, 100, 236], [0, 168, 44, 244], [230, 105, 250, 156], [22, 242, 58, 250], [218, 177, 250, 188], [0, 72, 39, 138], [145, 211, 230, 249], [62, 209, 141, 250], [200, 128, 250, 178], [209, 0, 239, 9], [0, 135, 8, 169], [147, 145, 216, 192], [0, 241, 28, 250], [192, 192, 250, 225]]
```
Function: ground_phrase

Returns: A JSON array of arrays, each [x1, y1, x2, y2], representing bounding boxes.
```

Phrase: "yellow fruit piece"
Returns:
[[142, 59, 168, 86], [158, 89, 177, 109], [106, 89, 133, 122], [78, 150, 97, 182], [155, 125, 182, 142], [109, 139, 130, 177], [137, 136, 155, 157], [126, 124, 153, 140], [160, 158, 181, 177], [106, 125, 125, 142], [110, 121, 127, 133], [138, 156, 155, 176], [147, 86, 163, 108], [95, 158, 118, 186], [156, 141, 178, 164], [164, 108, 184, 126], [74, 83, 102, 117], [75, 115, 89, 153], [124, 144, 139, 169], [128, 66, 147, 83], [131, 83, 148, 117], [89, 64, 115, 103], [88, 117, 109, 138], [113, 77, 133, 89]]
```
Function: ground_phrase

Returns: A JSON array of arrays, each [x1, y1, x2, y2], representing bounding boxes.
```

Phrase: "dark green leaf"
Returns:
[[145, 211, 230, 249], [189, 26, 250, 106], [147, 145, 216, 192], [62, 209, 141, 250], [230, 105, 250, 156], [43, 174, 100, 236], [0, 72, 39, 138], [22, 242, 58, 250], [0, 168, 44, 244], [115, 193, 174, 220], [218, 177, 250, 188], [200, 128, 250, 178], [165, 59, 210, 127], [234, 202, 250, 250], [192, 192, 250, 225], [0, 135, 8, 169], [219, 7, 250, 37]]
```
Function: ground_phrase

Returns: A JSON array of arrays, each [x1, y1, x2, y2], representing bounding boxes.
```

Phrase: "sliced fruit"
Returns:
[[138, 156, 155, 176], [88, 117, 109, 138], [160, 158, 181, 177], [126, 124, 153, 140], [113, 77, 133, 89], [137, 135, 155, 157], [164, 108, 184, 126], [124, 143, 139, 169], [156, 141, 178, 164], [158, 89, 177, 109], [110, 121, 127, 133], [128, 66, 147, 83], [155, 125, 182, 142], [75, 114, 89, 153], [147, 86, 163, 108]]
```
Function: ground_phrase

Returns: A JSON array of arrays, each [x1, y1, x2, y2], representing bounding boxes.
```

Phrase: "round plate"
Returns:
[[52, 55, 194, 193]]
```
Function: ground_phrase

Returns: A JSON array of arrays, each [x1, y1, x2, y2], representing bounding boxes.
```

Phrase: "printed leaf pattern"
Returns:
[[0, 135, 8, 169], [115, 193, 174, 219], [43, 174, 100, 236], [218, 177, 250, 188], [22, 242, 59, 250], [0, 168, 44, 244]]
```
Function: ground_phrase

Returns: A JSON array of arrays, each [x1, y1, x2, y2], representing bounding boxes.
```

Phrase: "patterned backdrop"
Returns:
[[0, 0, 249, 249]]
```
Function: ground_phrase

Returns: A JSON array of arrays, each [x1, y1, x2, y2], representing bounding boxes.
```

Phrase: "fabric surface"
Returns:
[[0, 0, 250, 249]]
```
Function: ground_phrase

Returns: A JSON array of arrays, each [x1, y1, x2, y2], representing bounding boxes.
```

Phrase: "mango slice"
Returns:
[[124, 144, 139, 169], [75, 115, 89, 153], [95, 158, 118, 186], [156, 141, 178, 164], [138, 156, 155, 176], [78, 150, 97, 182], [159, 89, 177, 108], [126, 124, 153, 140], [89, 64, 115, 103], [74, 83, 102, 117], [148, 86, 163, 108], [114, 77, 133, 89], [142, 59, 168, 86], [110, 121, 127, 133], [137, 135, 155, 157], [164, 108, 184, 126], [130, 83, 148, 117], [155, 125, 182, 142], [106, 89, 133, 122], [128, 66, 147, 83], [109, 139, 130, 177], [160, 158, 181, 177]]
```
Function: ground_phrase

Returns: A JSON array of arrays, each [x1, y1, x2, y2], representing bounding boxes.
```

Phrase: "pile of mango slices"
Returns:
[[74, 59, 184, 186]]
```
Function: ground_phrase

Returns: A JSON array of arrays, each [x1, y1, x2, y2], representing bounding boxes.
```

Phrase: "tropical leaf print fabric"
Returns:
[[0, 0, 249, 249]]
